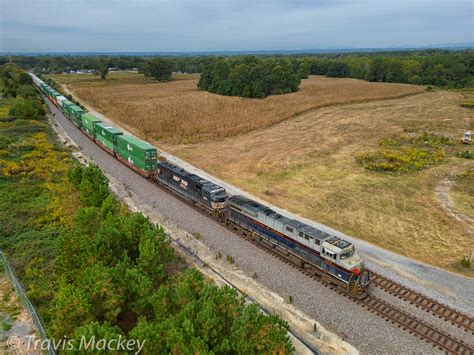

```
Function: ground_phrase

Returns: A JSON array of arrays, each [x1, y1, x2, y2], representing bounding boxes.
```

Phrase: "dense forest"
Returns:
[[0, 64, 294, 353], [1, 49, 473, 92], [198, 57, 301, 98]]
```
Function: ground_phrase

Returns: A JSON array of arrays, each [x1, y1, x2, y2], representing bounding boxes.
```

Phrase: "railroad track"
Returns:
[[371, 273, 474, 334], [155, 166, 474, 344], [218, 222, 474, 353], [44, 91, 474, 353], [360, 295, 473, 355]]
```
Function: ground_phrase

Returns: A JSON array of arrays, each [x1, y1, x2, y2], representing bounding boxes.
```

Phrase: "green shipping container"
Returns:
[[81, 113, 102, 137], [50, 90, 61, 98], [60, 99, 74, 110], [60, 100, 74, 116], [40, 84, 49, 93], [42, 85, 51, 96], [94, 122, 123, 152], [68, 105, 85, 126], [116, 135, 158, 172]]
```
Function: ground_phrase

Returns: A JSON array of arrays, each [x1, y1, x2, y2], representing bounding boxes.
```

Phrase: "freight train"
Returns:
[[32, 74, 371, 299]]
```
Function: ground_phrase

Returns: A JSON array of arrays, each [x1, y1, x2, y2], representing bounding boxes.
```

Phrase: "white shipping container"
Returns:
[[57, 96, 68, 107]]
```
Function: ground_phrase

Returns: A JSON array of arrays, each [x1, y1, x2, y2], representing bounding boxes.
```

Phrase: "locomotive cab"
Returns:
[[322, 237, 371, 298], [203, 185, 228, 210]]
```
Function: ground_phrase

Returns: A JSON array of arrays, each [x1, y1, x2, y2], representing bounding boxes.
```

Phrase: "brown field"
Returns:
[[48, 72, 424, 144], [48, 72, 474, 275]]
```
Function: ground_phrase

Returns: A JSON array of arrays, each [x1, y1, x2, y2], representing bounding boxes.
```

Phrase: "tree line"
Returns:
[[298, 50, 474, 87], [2, 48, 473, 92], [1, 55, 212, 75]]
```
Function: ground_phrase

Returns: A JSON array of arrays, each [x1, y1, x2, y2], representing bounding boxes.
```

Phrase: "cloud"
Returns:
[[1, 0, 472, 52]]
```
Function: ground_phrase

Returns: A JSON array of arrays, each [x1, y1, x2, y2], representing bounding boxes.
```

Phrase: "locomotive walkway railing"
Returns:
[[0, 250, 56, 355]]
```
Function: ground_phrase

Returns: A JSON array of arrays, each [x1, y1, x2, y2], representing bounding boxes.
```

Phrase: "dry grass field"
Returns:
[[48, 72, 424, 144], [48, 72, 474, 275]]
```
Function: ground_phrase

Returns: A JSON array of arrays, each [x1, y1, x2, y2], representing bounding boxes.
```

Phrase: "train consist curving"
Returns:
[[33, 75, 371, 299]]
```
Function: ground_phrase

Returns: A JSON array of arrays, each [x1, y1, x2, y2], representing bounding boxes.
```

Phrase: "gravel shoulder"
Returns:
[[0, 267, 40, 354], [45, 92, 455, 354]]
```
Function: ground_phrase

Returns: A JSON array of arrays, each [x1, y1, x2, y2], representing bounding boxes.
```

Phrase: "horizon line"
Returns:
[[1, 43, 473, 56]]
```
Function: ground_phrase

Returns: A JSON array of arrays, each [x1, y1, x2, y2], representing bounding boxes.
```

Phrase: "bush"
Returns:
[[67, 164, 110, 207], [356, 133, 447, 173], [460, 101, 474, 109], [18, 72, 32, 85], [460, 256, 471, 268], [9, 97, 45, 120], [16, 85, 37, 98], [458, 150, 474, 159]]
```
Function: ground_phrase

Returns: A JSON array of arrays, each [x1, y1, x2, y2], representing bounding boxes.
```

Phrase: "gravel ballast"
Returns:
[[45, 98, 470, 354]]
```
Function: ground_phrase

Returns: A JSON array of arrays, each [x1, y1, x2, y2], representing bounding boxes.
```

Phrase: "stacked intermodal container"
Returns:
[[42, 85, 52, 98], [115, 134, 158, 175], [64, 104, 74, 121], [67, 105, 85, 126], [39, 83, 48, 92], [81, 113, 102, 137], [56, 95, 67, 109], [50, 90, 61, 104], [94, 122, 123, 153], [61, 99, 74, 112]]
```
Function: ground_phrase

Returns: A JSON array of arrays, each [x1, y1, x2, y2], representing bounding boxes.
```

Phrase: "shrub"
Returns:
[[16, 85, 37, 98], [460, 101, 474, 109], [67, 164, 110, 207], [356, 133, 448, 173], [9, 97, 45, 120], [458, 150, 474, 159], [460, 256, 471, 268]]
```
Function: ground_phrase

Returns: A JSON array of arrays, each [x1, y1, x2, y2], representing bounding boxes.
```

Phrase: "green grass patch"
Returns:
[[356, 133, 450, 172], [457, 150, 474, 159], [1, 319, 13, 333], [460, 101, 474, 109], [450, 169, 474, 219]]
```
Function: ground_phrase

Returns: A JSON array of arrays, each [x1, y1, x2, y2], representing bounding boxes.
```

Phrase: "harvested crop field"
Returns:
[[48, 72, 424, 144], [166, 91, 474, 275], [48, 73, 474, 275]]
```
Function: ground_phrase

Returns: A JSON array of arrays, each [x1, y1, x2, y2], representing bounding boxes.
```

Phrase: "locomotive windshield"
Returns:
[[210, 188, 228, 202], [339, 247, 355, 260]]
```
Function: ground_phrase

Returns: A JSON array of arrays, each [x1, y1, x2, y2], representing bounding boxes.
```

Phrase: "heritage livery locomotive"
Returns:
[[226, 195, 370, 298], [33, 74, 371, 299]]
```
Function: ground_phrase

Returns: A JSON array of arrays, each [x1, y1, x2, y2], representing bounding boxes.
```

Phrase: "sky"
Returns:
[[0, 0, 473, 53]]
